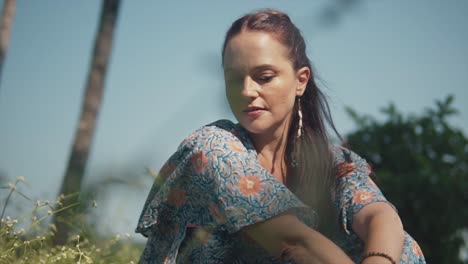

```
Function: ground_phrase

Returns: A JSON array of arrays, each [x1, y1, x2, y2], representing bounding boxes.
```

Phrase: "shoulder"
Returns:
[[330, 145, 372, 178], [330, 145, 365, 164], [178, 119, 251, 152]]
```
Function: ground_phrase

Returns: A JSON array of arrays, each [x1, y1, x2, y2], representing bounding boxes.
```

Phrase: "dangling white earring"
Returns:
[[297, 97, 303, 138], [292, 97, 303, 168]]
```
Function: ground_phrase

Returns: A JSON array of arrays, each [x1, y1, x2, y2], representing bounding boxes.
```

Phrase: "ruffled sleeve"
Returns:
[[331, 146, 397, 235], [136, 120, 308, 263], [136, 132, 201, 263], [193, 124, 309, 233]]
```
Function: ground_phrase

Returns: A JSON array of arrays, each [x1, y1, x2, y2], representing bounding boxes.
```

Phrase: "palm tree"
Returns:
[[0, 0, 16, 89], [53, 0, 121, 245]]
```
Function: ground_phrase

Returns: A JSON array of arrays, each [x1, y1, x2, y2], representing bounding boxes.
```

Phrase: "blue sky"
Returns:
[[0, 0, 467, 237]]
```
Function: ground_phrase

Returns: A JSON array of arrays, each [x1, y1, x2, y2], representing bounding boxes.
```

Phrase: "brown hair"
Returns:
[[222, 9, 342, 236]]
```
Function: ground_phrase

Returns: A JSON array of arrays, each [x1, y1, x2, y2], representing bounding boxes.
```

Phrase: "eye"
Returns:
[[257, 74, 274, 83]]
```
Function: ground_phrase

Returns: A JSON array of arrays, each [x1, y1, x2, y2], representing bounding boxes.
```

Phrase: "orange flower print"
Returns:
[[192, 151, 208, 174], [352, 190, 375, 204], [228, 140, 244, 153], [167, 189, 186, 208], [336, 162, 355, 178], [238, 175, 263, 197], [412, 240, 424, 257]]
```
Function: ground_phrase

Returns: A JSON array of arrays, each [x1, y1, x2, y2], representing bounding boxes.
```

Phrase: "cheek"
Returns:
[[225, 88, 241, 110], [274, 96, 295, 113], [268, 81, 297, 107]]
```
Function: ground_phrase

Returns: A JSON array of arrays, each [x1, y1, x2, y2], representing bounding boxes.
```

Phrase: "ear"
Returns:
[[295, 66, 310, 96]]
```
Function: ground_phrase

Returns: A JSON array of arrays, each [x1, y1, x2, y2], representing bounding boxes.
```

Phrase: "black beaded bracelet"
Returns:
[[361, 252, 397, 264]]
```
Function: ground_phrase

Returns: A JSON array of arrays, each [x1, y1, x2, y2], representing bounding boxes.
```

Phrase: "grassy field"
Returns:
[[1, 176, 144, 263]]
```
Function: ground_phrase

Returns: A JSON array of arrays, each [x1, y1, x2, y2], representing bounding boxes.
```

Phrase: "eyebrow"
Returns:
[[253, 64, 277, 72], [224, 64, 278, 74]]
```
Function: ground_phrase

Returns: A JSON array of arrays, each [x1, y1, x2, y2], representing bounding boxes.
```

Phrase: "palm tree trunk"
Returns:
[[53, 0, 121, 245], [0, 0, 16, 89]]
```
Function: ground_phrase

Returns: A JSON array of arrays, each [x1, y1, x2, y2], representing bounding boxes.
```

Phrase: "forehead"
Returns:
[[223, 31, 291, 71]]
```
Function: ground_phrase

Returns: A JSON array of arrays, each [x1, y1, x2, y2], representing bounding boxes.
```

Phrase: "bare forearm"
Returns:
[[245, 214, 353, 264], [282, 229, 353, 264], [362, 211, 404, 264]]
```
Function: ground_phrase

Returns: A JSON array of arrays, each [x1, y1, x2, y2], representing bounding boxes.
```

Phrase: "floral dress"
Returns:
[[136, 119, 426, 263]]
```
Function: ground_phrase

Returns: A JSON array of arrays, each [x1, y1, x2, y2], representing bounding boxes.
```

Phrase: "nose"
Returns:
[[241, 76, 258, 98]]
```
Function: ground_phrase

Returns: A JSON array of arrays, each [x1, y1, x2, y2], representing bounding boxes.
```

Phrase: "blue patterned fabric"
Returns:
[[136, 119, 426, 263]]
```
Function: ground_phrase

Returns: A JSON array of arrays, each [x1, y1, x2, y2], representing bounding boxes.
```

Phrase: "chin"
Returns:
[[238, 118, 271, 135]]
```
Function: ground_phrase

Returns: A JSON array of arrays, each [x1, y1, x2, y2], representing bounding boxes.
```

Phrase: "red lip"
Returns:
[[243, 106, 265, 117], [243, 106, 266, 112]]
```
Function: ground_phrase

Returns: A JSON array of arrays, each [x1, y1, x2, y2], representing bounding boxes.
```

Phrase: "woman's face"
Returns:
[[223, 31, 309, 137]]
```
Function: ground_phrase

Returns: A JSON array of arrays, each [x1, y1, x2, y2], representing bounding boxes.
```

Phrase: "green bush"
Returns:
[[345, 95, 468, 263]]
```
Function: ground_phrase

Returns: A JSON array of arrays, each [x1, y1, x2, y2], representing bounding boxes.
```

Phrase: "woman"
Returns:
[[136, 9, 426, 264]]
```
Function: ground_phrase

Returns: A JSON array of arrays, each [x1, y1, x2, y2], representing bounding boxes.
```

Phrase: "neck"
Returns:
[[249, 120, 291, 172]]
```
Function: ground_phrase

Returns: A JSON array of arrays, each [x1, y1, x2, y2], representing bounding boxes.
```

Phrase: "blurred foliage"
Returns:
[[345, 95, 468, 263], [316, 0, 362, 28], [0, 177, 143, 263]]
